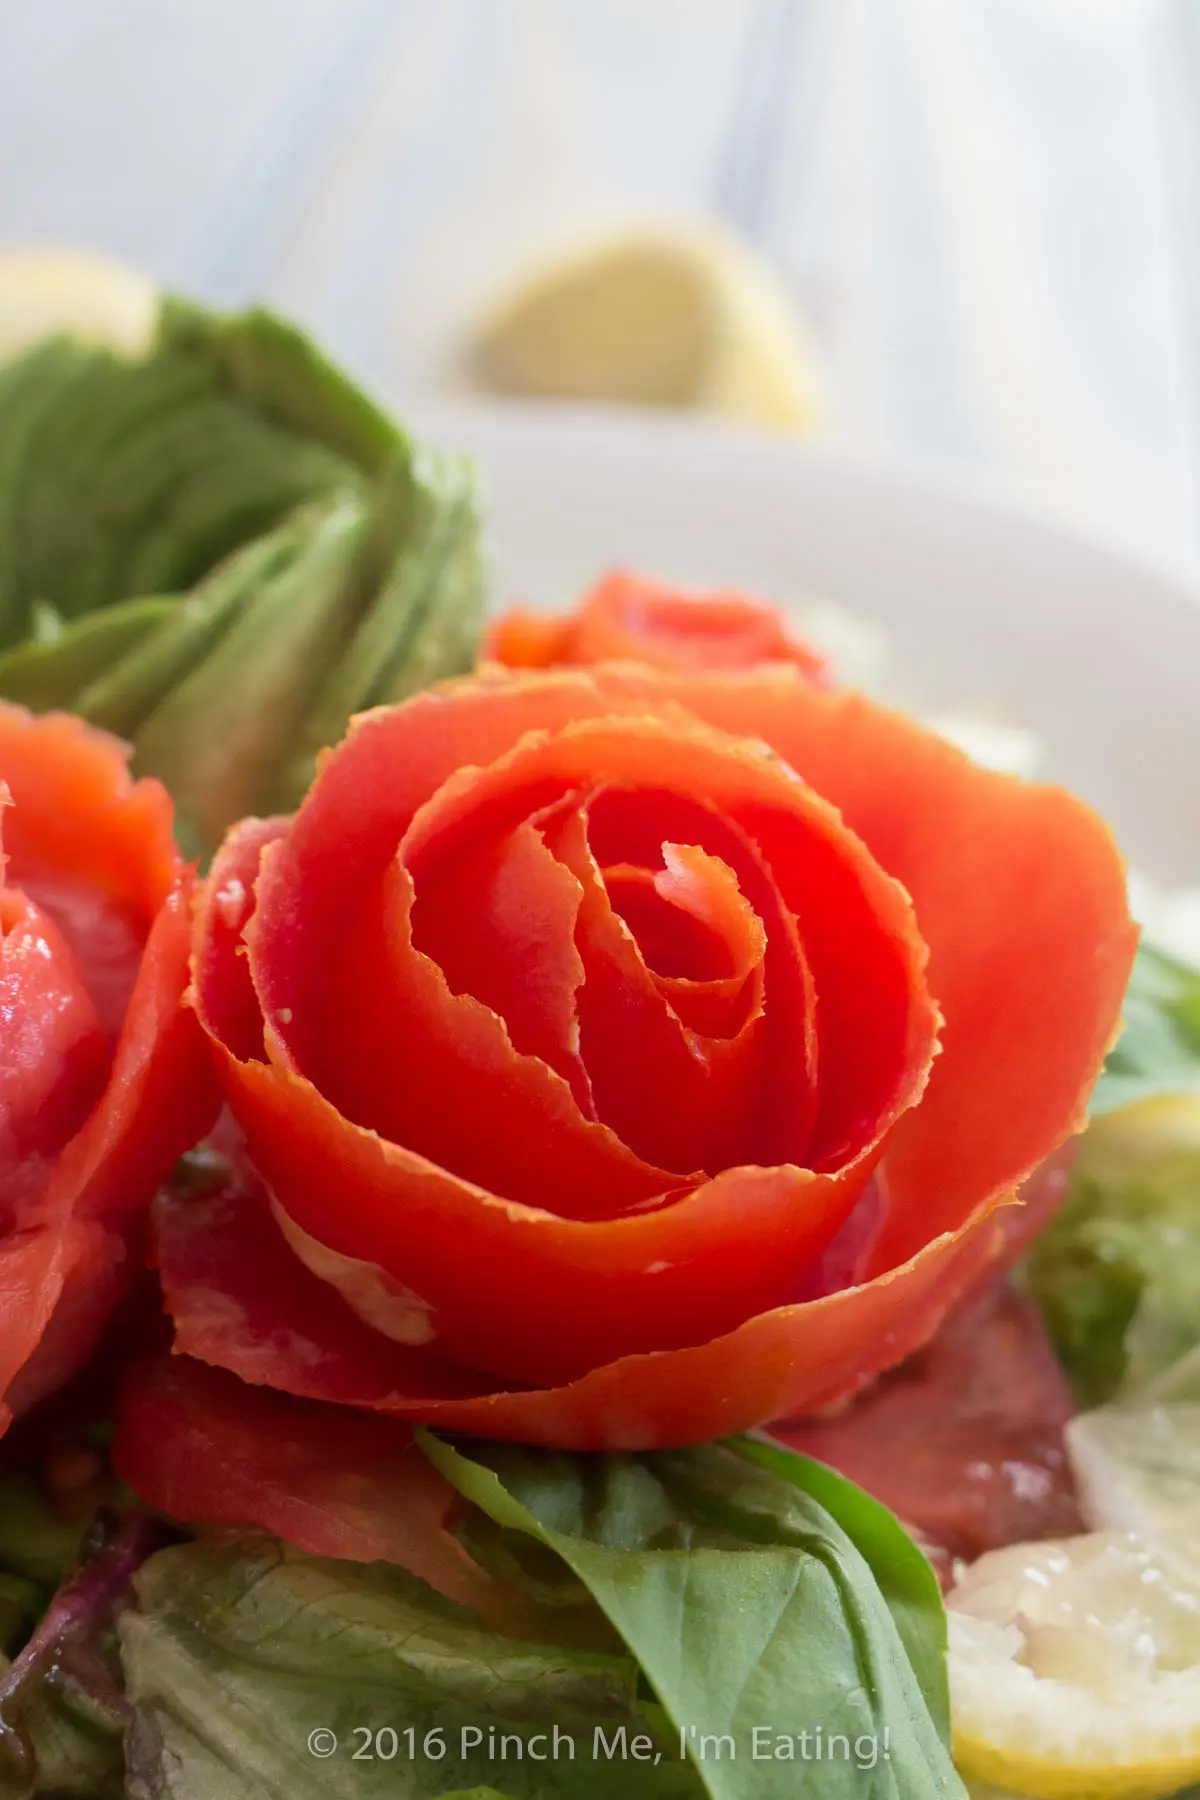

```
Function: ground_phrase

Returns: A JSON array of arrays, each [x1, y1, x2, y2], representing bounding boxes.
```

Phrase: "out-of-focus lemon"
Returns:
[[0, 246, 157, 364], [1081, 1094, 1200, 1176], [467, 226, 823, 431], [948, 1531, 1200, 1798], [1067, 1370, 1200, 1564]]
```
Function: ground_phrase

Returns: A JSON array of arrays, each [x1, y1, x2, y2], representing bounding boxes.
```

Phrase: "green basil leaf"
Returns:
[[730, 1435, 951, 1743], [121, 1534, 699, 1800], [421, 1434, 964, 1800]]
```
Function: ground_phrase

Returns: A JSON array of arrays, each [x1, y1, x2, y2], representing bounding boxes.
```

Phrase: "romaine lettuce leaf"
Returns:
[[0, 1510, 156, 1798], [1023, 1101, 1200, 1406], [1091, 942, 1200, 1115], [0, 1472, 95, 1591], [422, 1434, 963, 1800], [0, 301, 484, 852], [120, 1534, 699, 1800]]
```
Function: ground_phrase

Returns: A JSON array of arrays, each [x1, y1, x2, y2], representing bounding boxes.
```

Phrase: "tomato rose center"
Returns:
[[240, 705, 938, 1254]]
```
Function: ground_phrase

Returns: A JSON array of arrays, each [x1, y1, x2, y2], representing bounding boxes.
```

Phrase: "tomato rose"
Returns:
[[140, 658, 1133, 1452], [486, 570, 830, 682], [0, 705, 217, 1434]]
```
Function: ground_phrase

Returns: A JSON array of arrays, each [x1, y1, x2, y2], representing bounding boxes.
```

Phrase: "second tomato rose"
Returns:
[[126, 649, 1135, 1451]]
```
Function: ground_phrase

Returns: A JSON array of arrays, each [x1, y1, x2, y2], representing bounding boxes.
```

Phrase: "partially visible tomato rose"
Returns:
[[117, 658, 1134, 1454], [486, 571, 830, 682], [0, 706, 217, 1433]]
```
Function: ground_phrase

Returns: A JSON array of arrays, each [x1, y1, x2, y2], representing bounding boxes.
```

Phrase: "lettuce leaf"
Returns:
[[1091, 943, 1200, 1115], [0, 325, 358, 637], [422, 1434, 962, 1800], [1023, 1106, 1200, 1407], [0, 1510, 156, 1798], [120, 1534, 699, 1800], [0, 301, 484, 853], [0, 1473, 95, 1591]]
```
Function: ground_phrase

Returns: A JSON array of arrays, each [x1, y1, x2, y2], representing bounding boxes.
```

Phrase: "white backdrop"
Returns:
[[2, 0, 1198, 566]]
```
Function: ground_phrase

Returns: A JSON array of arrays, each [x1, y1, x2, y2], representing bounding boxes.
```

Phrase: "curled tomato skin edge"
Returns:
[[216, 1041, 878, 1387], [574, 665, 1136, 1265], [148, 1140, 1013, 1452], [46, 876, 221, 1227]]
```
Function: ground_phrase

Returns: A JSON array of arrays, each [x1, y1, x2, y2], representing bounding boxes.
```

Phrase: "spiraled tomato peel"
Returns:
[[167, 660, 1132, 1448], [487, 571, 830, 683]]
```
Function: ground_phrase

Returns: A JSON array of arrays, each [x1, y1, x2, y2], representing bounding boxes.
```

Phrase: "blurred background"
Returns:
[[2, 0, 1199, 565]]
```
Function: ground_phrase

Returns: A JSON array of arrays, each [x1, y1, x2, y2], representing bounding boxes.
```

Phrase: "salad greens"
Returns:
[[423, 1435, 962, 1800], [0, 1438, 960, 1799], [1022, 1135, 1200, 1408], [1022, 939, 1200, 1407], [1090, 941, 1200, 1115], [0, 1474, 97, 1593], [0, 1511, 156, 1798], [1023, 942, 1200, 1408], [0, 299, 484, 856], [121, 1534, 692, 1800]]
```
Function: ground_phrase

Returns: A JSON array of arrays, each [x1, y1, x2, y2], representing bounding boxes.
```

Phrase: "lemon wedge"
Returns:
[[0, 245, 157, 365], [1067, 1381, 1200, 1569], [948, 1530, 1200, 1798], [467, 226, 823, 431]]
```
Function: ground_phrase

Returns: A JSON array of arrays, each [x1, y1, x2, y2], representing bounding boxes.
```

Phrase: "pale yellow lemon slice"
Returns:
[[467, 226, 823, 431], [948, 1530, 1200, 1799], [0, 245, 157, 364]]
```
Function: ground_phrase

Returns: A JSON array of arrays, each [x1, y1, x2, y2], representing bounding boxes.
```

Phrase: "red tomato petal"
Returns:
[[45, 880, 220, 1226], [488, 572, 831, 683], [482, 610, 577, 670], [0, 1217, 125, 1431], [394, 711, 934, 1172], [152, 1145, 1008, 1450], [307, 855, 679, 1218], [0, 892, 109, 1194], [190, 816, 291, 1064], [408, 810, 591, 1105], [238, 674, 628, 1079], [201, 1052, 872, 1387], [0, 708, 212, 1436], [581, 666, 1135, 1264], [567, 786, 820, 1163], [601, 854, 762, 1036], [0, 705, 176, 924], [541, 799, 785, 1174], [152, 1171, 490, 1404]]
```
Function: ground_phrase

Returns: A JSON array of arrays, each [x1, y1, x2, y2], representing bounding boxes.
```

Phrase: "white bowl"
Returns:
[[416, 403, 1200, 884]]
